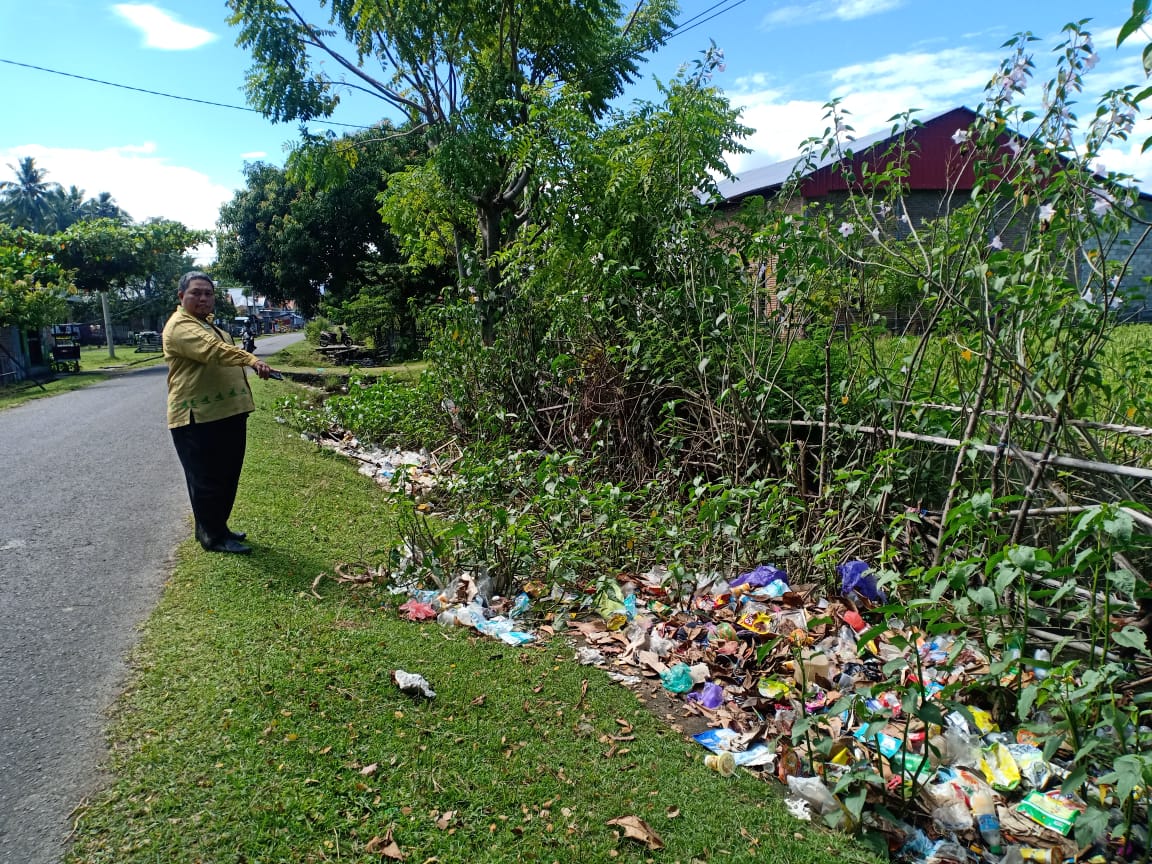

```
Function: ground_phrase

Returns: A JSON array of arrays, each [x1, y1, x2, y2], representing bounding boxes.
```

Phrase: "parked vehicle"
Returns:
[[318, 326, 352, 347]]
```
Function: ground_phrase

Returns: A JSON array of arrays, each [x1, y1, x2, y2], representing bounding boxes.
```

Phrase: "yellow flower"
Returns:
[[841, 395, 849, 404], [1127, 406, 1137, 420], [961, 348, 973, 362]]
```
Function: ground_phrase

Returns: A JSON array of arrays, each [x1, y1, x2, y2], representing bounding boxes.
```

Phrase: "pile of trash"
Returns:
[[318, 434, 462, 497], [386, 556, 1142, 863], [391, 568, 539, 646], [560, 562, 1138, 864]]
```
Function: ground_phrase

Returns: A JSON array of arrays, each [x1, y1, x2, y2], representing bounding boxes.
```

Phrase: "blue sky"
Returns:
[[0, 0, 1148, 246]]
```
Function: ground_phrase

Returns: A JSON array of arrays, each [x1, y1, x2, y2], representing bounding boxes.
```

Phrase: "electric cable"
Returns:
[[0, 57, 373, 129]]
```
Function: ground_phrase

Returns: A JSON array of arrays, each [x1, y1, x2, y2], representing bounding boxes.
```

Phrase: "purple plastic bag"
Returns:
[[686, 681, 725, 709], [730, 564, 788, 591], [838, 559, 885, 602]]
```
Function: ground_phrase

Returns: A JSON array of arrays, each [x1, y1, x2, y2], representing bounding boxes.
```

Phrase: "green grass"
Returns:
[[270, 338, 428, 383], [0, 346, 166, 412], [65, 382, 876, 864], [78, 344, 166, 369], [0, 370, 111, 410]]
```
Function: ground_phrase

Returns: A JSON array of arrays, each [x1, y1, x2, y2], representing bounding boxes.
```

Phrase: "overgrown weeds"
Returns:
[[279, 18, 1152, 857]]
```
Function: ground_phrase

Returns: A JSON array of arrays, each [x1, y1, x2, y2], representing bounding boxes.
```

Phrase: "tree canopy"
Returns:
[[228, 0, 678, 341]]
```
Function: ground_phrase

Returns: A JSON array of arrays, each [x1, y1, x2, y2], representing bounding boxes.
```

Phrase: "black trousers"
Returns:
[[170, 412, 248, 543]]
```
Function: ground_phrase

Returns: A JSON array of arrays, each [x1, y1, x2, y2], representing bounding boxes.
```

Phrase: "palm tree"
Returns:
[[48, 185, 87, 231], [82, 191, 131, 224], [0, 157, 60, 232]]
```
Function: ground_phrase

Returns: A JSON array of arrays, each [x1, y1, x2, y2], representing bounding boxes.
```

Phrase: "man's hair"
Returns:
[[178, 271, 214, 294]]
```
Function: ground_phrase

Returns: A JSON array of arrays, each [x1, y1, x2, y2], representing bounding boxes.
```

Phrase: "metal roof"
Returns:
[[713, 106, 976, 203]]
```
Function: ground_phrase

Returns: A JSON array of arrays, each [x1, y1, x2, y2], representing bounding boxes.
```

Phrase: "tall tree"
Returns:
[[48, 185, 88, 231], [227, 0, 677, 341], [215, 123, 443, 323], [82, 191, 131, 224], [0, 157, 61, 233], [56, 218, 209, 357], [0, 225, 72, 332]]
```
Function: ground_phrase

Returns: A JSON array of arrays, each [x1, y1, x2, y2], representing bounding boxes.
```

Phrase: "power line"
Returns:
[[0, 57, 372, 129], [0, 0, 752, 132], [666, 0, 751, 41], [669, 0, 746, 36]]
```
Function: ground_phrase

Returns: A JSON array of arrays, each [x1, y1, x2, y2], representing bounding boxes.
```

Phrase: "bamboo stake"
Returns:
[[761, 419, 1152, 482]]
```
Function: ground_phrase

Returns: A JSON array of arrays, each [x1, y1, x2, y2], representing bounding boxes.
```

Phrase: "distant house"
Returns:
[[714, 106, 1152, 316]]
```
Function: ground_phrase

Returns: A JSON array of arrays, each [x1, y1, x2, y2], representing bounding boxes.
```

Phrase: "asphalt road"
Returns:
[[0, 332, 302, 864]]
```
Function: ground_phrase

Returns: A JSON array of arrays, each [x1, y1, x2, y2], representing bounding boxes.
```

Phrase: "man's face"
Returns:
[[179, 279, 215, 319]]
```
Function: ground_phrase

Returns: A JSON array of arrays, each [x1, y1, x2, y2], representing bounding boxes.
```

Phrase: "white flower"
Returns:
[[1008, 139, 1023, 157], [1092, 195, 1112, 218], [989, 235, 1003, 250], [952, 129, 970, 144], [1084, 52, 1099, 71], [838, 221, 855, 238], [1038, 203, 1056, 223], [876, 202, 892, 218], [870, 227, 881, 242]]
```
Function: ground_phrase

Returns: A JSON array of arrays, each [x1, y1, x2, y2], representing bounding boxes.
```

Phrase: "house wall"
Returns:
[[0, 326, 27, 383]]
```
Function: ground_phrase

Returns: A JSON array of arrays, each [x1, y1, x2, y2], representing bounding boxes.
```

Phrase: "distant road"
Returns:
[[0, 330, 302, 864]]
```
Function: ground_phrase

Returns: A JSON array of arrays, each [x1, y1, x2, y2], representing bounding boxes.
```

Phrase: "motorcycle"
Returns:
[[242, 332, 257, 353], [318, 327, 352, 347]]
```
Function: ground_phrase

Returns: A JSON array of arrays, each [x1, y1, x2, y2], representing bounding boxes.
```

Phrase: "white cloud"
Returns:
[[112, 4, 216, 50], [762, 0, 903, 29], [724, 38, 1152, 187], [240, 151, 267, 160], [830, 48, 999, 101], [0, 142, 233, 262]]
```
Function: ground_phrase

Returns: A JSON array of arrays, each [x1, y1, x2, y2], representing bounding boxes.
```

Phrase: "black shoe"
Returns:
[[202, 537, 252, 555], [197, 524, 246, 543]]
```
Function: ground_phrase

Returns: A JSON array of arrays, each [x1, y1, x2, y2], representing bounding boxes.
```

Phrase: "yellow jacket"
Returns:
[[162, 305, 258, 428]]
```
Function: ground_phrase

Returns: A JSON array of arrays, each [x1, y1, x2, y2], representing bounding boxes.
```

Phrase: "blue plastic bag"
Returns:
[[838, 559, 885, 602]]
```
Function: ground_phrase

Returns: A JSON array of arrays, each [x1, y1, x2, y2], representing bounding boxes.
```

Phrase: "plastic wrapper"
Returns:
[[393, 669, 436, 699], [594, 580, 629, 630], [979, 742, 1021, 791], [787, 775, 841, 816], [1007, 743, 1052, 790], [576, 647, 605, 665], [660, 662, 695, 693], [398, 598, 438, 621], [932, 801, 973, 832], [837, 559, 885, 602], [693, 728, 776, 767], [730, 563, 788, 591], [686, 681, 725, 709], [1015, 790, 1079, 836]]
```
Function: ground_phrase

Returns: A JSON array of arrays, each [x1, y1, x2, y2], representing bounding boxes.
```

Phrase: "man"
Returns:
[[163, 271, 275, 554]]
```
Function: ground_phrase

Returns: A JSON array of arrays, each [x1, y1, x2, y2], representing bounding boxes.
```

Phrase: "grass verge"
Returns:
[[65, 382, 877, 864], [0, 371, 111, 411], [272, 338, 428, 383]]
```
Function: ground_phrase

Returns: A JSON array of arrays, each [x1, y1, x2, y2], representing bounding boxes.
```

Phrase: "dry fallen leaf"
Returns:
[[360, 763, 379, 776], [606, 815, 664, 850], [470, 694, 487, 706], [364, 828, 405, 860], [435, 810, 457, 830], [666, 806, 680, 819]]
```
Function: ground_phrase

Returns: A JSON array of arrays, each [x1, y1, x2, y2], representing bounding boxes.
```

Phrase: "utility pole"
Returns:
[[99, 290, 116, 359]]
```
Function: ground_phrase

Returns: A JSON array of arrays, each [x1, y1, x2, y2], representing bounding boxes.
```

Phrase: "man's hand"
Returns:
[[252, 360, 273, 379]]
